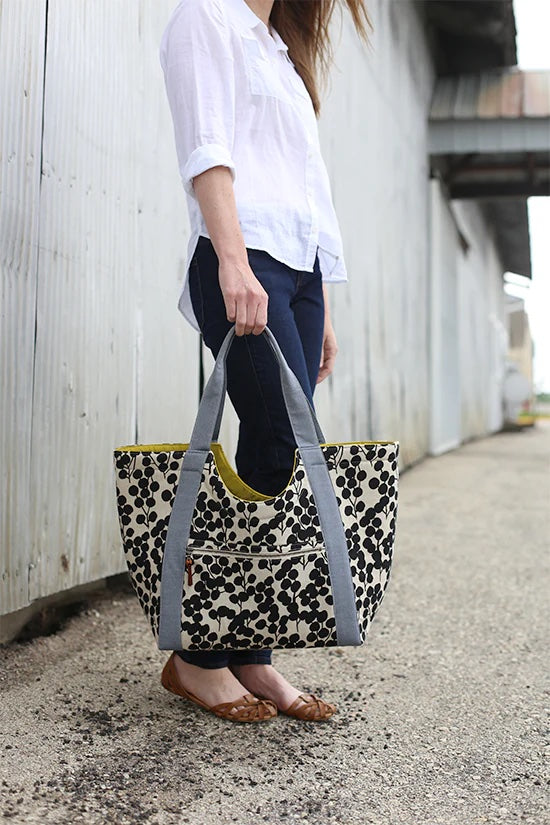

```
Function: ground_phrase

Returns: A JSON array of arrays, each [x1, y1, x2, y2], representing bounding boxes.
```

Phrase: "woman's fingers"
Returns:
[[236, 287, 268, 336], [252, 289, 268, 335], [317, 362, 329, 384], [243, 288, 259, 335], [317, 355, 335, 383], [245, 293, 268, 336], [317, 327, 338, 383], [224, 296, 237, 325], [234, 293, 267, 336], [234, 293, 248, 336]]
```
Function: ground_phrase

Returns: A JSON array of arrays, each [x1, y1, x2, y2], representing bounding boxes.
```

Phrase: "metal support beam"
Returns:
[[450, 181, 549, 198]]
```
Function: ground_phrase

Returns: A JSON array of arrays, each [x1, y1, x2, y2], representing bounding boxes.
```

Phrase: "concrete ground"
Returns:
[[1, 423, 548, 825]]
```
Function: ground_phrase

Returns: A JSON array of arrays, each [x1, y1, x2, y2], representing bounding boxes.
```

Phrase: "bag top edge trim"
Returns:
[[113, 440, 400, 453]]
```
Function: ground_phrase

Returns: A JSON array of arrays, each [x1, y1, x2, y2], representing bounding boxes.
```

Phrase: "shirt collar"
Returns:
[[226, 0, 289, 52]]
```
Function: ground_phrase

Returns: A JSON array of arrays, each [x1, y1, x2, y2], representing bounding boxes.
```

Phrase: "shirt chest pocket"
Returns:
[[241, 36, 290, 102]]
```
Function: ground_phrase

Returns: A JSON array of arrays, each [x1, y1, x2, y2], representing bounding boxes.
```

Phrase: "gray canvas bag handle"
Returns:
[[209, 346, 326, 446], [158, 325, 361, 650]]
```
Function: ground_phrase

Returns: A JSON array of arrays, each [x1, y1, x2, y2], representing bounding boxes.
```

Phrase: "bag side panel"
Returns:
[[114, 448, 185, 640], [325, 443, 399, 641]]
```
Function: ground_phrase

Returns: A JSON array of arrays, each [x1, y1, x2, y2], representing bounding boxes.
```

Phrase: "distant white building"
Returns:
[[503, 293, 535, 423], [506, 294, 534, 389]]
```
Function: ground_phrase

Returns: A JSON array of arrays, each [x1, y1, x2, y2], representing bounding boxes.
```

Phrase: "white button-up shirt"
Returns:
[[159, 0, 348, 330]]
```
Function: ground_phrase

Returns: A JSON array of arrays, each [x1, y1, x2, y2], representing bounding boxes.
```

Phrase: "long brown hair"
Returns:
[[270, 1, 372, 117]]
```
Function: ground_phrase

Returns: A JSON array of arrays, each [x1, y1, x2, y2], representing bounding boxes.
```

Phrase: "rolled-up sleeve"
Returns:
[[159, 0, 236, 198]]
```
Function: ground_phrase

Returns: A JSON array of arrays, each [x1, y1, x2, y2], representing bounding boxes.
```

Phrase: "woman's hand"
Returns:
[[317, 311, 338, 384], [218, 259, 268, 337]]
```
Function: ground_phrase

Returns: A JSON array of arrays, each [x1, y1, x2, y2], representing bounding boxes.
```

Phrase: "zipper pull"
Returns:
[[185, 557, 193, 586]]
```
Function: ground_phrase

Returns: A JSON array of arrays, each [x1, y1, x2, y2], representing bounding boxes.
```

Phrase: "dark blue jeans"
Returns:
[[176, 235, 325, 669]]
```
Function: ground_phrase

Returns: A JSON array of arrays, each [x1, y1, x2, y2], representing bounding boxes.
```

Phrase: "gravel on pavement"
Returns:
[[1, 423, 548, 825]]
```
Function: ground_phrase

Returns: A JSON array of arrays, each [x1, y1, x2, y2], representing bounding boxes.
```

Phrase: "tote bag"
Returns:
[[113, 326, 399, 652]]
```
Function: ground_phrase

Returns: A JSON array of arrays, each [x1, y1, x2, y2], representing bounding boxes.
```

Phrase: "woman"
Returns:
[[158, 0, 370, 722]]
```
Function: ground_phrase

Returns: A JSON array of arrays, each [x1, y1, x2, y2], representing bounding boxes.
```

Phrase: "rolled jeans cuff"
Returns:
[[175, 649, 273, 668]]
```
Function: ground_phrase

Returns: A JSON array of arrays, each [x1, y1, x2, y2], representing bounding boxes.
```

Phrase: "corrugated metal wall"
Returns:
[[1, 0, 509, 621], [313, 0, 435, 466], [428, 184, 506, 453], [429, 179, 462, 455], [1, 0, 48, 615], [454, 200, 508, 438], [1, 0, 199, 617], [315, 0, 506, 458]]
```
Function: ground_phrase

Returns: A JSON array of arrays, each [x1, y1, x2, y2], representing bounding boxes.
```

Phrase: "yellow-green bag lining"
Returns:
[[114, 441, 399, 503]]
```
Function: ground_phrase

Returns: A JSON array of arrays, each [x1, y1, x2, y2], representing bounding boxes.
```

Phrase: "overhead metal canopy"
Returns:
[[483, 200, 532, 279], [423, 6, 541, 280], [423, 0, 517, 74], [429, 70, 550, 198], [429, 70, 550, 199], [427, 69, 550, 277]]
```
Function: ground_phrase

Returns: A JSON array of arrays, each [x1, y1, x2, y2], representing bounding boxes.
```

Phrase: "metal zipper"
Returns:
[[185, 557, 193, 586], [183, 545, 325, 587], [186, 546, 324, 560]]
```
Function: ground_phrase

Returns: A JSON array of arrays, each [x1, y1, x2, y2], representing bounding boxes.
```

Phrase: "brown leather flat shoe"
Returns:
[[228, 664, 336, 721], [160, 653, 278, 722], [280, 693, 337, 721]]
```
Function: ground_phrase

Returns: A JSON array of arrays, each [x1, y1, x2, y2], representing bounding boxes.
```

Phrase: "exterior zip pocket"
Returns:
[[183, 544, 326, 587], [179, 542, 336, 651]]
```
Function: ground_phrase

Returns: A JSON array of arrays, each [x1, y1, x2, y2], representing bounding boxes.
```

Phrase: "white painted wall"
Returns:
[[0, 0, 511, 620]]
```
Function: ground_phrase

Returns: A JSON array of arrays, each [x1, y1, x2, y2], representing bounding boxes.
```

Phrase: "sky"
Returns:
[[509, 0, 550, 392]]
